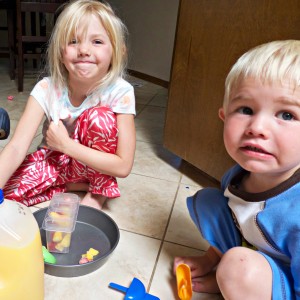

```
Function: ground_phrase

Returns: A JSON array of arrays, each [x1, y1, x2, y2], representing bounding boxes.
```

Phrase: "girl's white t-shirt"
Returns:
[[30, 77, 135, 148]]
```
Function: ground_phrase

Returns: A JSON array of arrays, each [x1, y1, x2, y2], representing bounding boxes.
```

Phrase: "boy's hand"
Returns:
[[46, 120, 70, 153]]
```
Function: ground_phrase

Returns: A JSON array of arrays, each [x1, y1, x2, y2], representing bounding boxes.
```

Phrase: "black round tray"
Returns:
[[34, 205, 120, 277]]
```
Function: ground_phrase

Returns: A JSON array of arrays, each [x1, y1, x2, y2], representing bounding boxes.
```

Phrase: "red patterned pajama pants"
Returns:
[[3, 106, 120, 206]]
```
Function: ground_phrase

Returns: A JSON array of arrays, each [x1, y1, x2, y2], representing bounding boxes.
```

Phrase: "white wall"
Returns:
[[108, 0, 179, 82]]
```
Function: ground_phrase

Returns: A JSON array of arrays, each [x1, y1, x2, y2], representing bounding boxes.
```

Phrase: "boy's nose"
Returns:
[[245, 115, 268, 138]]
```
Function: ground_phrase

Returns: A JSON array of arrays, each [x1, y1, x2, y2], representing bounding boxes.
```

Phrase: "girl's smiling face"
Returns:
[[62, 14, 113, 87], [219, 77, 300, 185]]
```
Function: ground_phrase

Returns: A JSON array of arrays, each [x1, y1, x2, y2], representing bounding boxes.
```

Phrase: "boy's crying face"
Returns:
[[219, 77, 300, 184]]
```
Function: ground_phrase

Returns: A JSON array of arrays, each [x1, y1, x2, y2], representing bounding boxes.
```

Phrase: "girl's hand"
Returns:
[[46, 120, 71, 153]]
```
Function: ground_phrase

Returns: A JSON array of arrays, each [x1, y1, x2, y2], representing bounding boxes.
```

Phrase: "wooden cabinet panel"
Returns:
[[164, 0, 300, 181]]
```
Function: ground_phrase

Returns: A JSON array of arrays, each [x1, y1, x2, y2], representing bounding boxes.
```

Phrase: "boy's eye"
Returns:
[[237, 107, 253, 115], [277, 111, 294, 121]]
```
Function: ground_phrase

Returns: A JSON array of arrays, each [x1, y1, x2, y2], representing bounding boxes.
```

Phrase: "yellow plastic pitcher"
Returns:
[[0, 191, 44, 300]]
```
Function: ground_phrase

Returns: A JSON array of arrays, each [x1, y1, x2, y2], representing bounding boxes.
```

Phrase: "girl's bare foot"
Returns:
[[66, 183, 107, 210], [80, 192, 107, 210]]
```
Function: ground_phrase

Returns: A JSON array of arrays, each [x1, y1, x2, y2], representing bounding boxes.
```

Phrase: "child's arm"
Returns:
[[0, 96, 45, 188], [46, 113, 135, 178]]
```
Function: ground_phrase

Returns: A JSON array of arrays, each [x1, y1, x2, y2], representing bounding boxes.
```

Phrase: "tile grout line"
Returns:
[[147, 174, 183, 292]]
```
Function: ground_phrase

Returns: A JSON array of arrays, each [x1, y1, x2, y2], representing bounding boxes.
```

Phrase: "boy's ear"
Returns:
[[219, 108, 225, 121]]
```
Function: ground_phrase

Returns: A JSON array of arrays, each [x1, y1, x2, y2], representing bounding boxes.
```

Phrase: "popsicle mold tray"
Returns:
[[42, 193, 80, 253]]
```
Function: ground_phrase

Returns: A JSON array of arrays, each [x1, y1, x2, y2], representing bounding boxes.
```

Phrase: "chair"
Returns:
[[15, 0, 66, 92], [0, 0, 16, 80]]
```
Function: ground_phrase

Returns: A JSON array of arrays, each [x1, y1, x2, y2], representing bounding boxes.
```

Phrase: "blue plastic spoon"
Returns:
[[109, 277, 160, 300]]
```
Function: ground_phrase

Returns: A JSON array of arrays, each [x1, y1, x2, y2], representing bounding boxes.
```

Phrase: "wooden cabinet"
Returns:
[[164, 0, 300, 181]]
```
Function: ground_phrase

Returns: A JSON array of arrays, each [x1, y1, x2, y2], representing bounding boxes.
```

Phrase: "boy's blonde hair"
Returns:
[[223, 40, 300, 112], [47, 0, 127, 92]]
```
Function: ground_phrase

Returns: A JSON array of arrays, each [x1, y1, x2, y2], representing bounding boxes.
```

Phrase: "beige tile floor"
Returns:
[[0, 59, 223, 300]]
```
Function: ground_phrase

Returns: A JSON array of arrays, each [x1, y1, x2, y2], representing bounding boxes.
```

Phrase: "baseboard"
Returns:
[[127, 69, 169, 88]]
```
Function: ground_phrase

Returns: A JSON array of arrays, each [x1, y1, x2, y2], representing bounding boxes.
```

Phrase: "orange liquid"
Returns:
[[0, 232, 44, 300]]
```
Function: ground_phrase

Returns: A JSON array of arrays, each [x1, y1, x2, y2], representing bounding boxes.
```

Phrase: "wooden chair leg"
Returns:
[[7, 8, 15, 80], [16, 1, 23, 92], [17, 38, 24, 92], [17, 53, 24, 92]]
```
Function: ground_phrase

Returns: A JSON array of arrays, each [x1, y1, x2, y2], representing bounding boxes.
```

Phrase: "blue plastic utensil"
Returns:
[[109, 277, 160, 300]]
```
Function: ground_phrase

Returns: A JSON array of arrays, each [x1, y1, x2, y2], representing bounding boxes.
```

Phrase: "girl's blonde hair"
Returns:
[[223, 40, 300, 112], [47, 0, 128, 92]]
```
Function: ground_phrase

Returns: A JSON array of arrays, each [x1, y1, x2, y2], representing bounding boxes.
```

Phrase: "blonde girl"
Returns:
[[1, 0, 136, 210]]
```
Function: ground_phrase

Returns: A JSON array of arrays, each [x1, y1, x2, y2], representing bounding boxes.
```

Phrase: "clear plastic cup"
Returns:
[[42, 193, 80, 253]]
